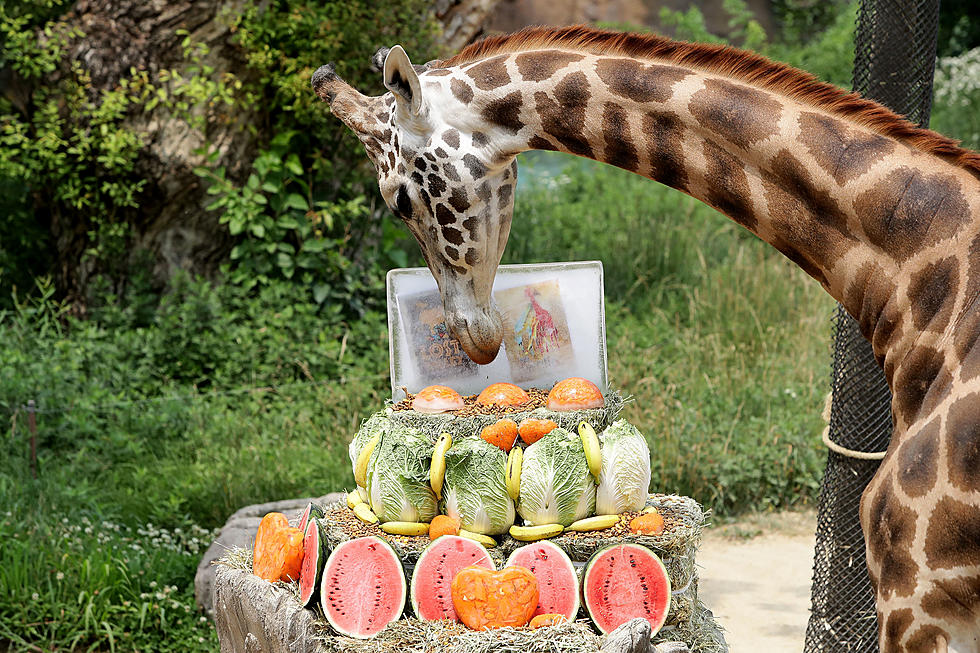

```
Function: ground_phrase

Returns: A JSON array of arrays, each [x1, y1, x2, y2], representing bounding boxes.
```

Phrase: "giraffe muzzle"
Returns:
[[444, 303, 503, 365]]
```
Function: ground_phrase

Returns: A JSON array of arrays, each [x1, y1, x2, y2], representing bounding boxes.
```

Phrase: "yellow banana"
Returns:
[[642, 506, 659, 514], [505, 446, 523, 501], [352, 502, 378, 524], [458, 528, 497, 547], [355, 433, 382, 488], [380, 521, 430, 536], [509, 523, 564, 541], [429, 432, 452, 500], [578, 421, 602, 481], [346, 489, 364, 509], [567, 514, 621, 532]]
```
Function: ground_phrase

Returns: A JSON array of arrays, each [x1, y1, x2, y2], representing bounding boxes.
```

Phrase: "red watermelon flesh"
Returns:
[[299, 518, 326, 607], [320, 536, 406, 638], [296, 501, 325, 533], [410, 535, 495, 621], [506, 540, 580, 620], [582, 543, 672, 635]]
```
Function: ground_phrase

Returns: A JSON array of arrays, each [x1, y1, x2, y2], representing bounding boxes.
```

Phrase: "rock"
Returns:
[[213, 564, 326, 653], [195, 494, 344, 618], [600, 618, 651, 653], [651, 641, 692, 653]]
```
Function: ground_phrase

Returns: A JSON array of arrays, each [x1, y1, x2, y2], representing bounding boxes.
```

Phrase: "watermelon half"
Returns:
[[581, 543, 671, 635], [298, 518, 329, 607], [297, 501, 326, 533], [320, 536, 406, 638], [506, 540, 580, 620], [410, 535, 495, 621]]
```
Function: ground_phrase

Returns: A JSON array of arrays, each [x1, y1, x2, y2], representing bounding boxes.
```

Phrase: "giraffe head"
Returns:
[[313, 47, 517, 364]]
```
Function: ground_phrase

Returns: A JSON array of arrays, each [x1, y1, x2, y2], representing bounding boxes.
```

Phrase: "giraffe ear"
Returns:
[[383, 45, 423, 116]]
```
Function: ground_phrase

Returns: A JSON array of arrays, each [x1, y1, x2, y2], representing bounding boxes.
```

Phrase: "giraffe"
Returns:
[[312, 26, 980, 652]]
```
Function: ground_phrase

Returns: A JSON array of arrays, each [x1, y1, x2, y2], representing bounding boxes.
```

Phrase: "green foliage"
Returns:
[[931, 46, 980, 150]]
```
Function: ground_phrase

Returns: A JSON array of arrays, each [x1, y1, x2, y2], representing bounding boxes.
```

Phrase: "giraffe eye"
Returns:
[[394, 184, 413, 220]]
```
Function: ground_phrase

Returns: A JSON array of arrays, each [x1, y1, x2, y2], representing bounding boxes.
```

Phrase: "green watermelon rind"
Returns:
[[320, 536, 406, 639], [297, 501, 327, 533], [505, 540, 580, 621], [409, 535, 496, 621], [581, 542, 672, 636], [298, 517, 328, 607]]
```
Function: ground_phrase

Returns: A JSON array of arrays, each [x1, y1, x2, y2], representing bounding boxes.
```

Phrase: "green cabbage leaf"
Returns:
[[366, 425, 438, 523], [595, 419, 651, 514], [517, 428, 596, 526], [441, 437, 515, 535]]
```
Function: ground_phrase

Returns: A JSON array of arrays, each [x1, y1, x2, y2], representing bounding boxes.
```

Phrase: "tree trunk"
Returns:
[[9, 0, 501, 303]]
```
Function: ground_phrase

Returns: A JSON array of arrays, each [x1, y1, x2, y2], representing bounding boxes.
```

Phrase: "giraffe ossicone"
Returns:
[[316, 26, 980, 652]]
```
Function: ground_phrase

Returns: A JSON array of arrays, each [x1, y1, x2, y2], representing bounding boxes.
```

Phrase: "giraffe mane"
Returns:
[[440, 25, 980, 179]]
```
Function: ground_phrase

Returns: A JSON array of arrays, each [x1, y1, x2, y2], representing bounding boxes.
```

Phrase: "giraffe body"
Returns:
[[313, 27, 980, 651]]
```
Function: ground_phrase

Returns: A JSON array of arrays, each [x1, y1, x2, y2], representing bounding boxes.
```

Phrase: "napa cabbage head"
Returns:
[[594, 420, 651, 514], [349, 411, 390, 469], [517, 428, 596, 526], [365, 425, 438, 523], [441, 437, 515, 535]]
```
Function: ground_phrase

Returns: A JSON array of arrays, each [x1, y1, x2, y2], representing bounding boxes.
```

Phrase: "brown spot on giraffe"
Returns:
[[442, 226, 464, 246], [594, 58, 689, 104], [425, 68, 451, 77], [443, 162, 460, 182], [866, 476, 920, 599], [462, 154, 487, 179], [448, 187, 469, 213], [481, 91, 524, 134], [535, 71, 594, 158], [445, 245, 459, 260], [427, 173, 447, 198], [465, 55, 511, 91], [442, 129, 460, 149], [515, 51, 585, 82], [905, 624, 950, 652], [472, 132, 489, 147], [465, 248, 479, 266], [907, 256, 959, 333], [944, 393, 980, 493], [893, 345, 951, 422], [475, 181, 491, 203], [702, 138, 757, 231], [461, 216, 480, 242], [922, 576, 980, 623], [845, 260, 897, 350], [689, 78, 781, 150], [436, 203, 455, 226], [882, 608, 914, 652], [854, 167, 972, 263], [896, 416, 940, 498], [924, 496, 980, 569], [601, 101, 637, 172], [641, 110, 688, 191], [797, 112, 896, 185], [451, 78, 473, 104]]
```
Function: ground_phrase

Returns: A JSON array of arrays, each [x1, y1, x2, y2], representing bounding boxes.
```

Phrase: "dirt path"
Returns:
[[697, 511, 817, 652]]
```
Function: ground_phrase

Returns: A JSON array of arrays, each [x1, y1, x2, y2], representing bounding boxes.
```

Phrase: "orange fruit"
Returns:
[[629, 511, 665, 536], [413, 385, 465, 414], [518, 418, 558, 445], [429, 514, 461, 540], [451, 565, 539, 630], [476, 382, 530, 407], [529, 613, 568, 629], [546, 377, 604, 411], [480, 418, 519, 452]]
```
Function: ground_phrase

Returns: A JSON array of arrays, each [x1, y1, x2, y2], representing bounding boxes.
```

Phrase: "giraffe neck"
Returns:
[[447, 49, 980, 430]]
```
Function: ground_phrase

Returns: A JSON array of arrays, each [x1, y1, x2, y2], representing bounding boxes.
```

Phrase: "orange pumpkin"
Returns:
[[451, 565, 539, 630], [629, 511, 666, 536], [546, 377, 604, 411], [476, 383, 529, 407], [529, 613, 568, 629], [517, 418, 558, 445], [253, 512, 305, 582], [480, 418, 519, 452], [429, 514, 461, 540]]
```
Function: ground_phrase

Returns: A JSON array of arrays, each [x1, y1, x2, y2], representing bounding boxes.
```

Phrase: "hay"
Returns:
[[386, 390, 628, 442]]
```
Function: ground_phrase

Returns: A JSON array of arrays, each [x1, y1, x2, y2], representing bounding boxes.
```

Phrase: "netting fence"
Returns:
[[804, 1, 941, 651]]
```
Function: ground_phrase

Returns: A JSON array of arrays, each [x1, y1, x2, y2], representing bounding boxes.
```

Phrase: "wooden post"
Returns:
[[27, 399, 37, 479]]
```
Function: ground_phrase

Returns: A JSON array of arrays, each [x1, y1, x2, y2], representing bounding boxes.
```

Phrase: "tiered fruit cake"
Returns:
[[246, 378, 723, 652]]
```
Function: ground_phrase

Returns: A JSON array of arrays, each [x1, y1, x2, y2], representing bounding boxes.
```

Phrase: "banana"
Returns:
[[509, 523, 564, 541], [429, 432, 452, 500], [458, 528, 497, 547], [505, 446, 523, 501], [642, 506, 659, 514], [578, 421, 602, 481], [380, 521, 430, 536], [567, 514, 621, 532], [354, 433, 382, 488], [346, 489, 364, 509], [352, 502, 378, 524]]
